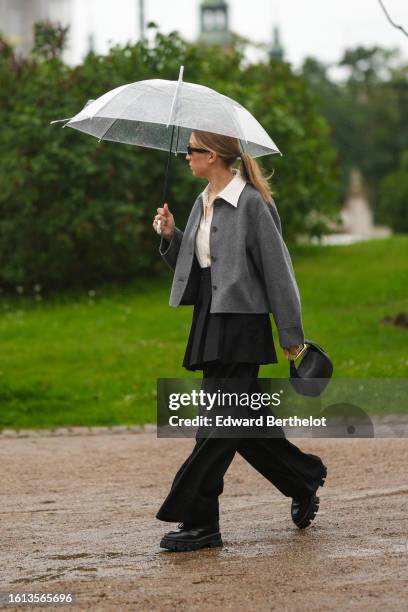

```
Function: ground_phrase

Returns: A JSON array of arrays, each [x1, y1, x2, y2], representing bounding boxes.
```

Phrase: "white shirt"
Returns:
[[195, 169, 247, 268]]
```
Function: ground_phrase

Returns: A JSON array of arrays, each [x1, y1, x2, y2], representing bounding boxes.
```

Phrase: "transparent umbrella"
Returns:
[[51, 66, 281, 202]]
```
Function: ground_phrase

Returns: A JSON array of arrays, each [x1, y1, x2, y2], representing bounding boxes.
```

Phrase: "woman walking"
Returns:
[[153, 130, 327, 552]]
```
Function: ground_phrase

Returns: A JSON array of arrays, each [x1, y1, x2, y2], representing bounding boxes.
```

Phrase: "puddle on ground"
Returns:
[[48, 553, 90, 560], [11, 572, 66, 584]]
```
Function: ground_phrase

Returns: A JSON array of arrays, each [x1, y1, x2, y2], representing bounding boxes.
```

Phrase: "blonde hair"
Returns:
[[192, 130, 274, 204]]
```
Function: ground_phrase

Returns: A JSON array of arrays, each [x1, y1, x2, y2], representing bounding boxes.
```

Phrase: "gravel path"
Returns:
[[1, 433, 407, 611]]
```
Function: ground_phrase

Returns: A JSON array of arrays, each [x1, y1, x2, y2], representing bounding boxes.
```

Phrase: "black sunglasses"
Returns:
[[186, 145, 210, 155]]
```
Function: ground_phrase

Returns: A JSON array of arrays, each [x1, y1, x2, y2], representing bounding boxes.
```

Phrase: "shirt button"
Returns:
[[212, 285, 217, 290], [212, 226, 218, 233]]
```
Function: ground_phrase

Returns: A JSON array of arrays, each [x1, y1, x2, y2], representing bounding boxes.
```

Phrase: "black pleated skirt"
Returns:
[[182, 266, 278, 371]]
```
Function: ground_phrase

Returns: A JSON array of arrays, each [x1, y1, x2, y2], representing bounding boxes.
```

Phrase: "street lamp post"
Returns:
[[139, 0, 145, 42]]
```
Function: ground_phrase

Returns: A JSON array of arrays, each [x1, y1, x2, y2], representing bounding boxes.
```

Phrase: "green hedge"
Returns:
[[0, 25, 339, 291]]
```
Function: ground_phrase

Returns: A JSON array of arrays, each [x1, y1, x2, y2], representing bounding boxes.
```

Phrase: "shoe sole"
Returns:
[[294, 465, 328, 530], [160, 532, 223, 552], [319, 465, 327, 488]]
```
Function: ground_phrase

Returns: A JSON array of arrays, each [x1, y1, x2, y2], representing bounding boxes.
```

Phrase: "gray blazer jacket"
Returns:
[[159, 183, 305, 348]]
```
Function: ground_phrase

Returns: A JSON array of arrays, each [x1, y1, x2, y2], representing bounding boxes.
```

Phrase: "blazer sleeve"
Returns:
[[159, 227, 184, 271], [253, 201, 305, 348]]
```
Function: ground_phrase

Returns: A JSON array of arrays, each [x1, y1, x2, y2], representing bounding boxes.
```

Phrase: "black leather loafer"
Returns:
[[291, 465, 327, 529], [160, 521, 223, 552]]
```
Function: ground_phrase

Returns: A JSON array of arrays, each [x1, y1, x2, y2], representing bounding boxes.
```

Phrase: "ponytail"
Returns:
[[239, 153, 274, 204]]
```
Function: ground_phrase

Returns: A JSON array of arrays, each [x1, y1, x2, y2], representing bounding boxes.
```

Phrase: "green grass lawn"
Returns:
[[0, 236, 407, 429]]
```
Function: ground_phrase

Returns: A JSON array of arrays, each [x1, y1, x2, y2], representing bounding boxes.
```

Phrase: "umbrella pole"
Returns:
[[161, 124, 176, 204], [161, 66, 184, 204]]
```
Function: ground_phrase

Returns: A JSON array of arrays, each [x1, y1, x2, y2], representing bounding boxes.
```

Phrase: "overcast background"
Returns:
[[73, 0, 408, 68]]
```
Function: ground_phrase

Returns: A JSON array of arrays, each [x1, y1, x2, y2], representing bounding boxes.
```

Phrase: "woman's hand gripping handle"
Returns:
[[153, 203, 175, 242]]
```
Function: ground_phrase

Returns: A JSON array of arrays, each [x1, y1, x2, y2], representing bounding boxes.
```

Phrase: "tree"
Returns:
[[0, 23, 338, 291], [301, 47, 408, 223], [242, 59, 339, 237], [31, 20, 69, 61], [377, 151, 408, 233]]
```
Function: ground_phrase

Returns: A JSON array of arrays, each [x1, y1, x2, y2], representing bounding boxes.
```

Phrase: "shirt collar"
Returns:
[[201, 169, 247, 208]]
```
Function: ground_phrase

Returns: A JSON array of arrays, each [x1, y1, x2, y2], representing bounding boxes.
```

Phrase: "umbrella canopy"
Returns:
[[52, 66, 281, 204], [52, 66, 281, 159]]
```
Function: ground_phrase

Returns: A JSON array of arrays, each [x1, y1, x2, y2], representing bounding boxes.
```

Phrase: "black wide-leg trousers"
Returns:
[[156, 362, 326, 524]]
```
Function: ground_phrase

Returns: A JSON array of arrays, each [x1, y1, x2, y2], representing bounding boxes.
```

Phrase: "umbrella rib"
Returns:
[[226, 101, 247, 145], [175, 125, 180, 154], [166, 66, 184, 128], [97, 116, 120, 142], [86, 83, 129, 120], [50, 117, 72, 124], [95, 87, 150, 142]]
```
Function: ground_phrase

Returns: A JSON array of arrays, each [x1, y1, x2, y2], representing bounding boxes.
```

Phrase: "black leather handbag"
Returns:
[[289, 339, 333, 397]]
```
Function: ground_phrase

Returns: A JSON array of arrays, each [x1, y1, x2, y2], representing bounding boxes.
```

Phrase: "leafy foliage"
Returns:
[[378, 151, 408, 233], [0, 23, 338, 290], [301, 47, 408, 225], [32, 20, 69, 61]]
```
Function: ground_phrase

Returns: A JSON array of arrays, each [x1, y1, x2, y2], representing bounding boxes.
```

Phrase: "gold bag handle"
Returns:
[[289, 343, 309, 362]]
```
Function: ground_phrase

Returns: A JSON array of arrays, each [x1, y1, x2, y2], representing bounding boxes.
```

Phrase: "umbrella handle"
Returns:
[[154, 219, 162, 235]]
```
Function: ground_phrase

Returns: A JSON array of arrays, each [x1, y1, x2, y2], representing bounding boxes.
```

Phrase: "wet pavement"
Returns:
[[0, 433, 407, 610]]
